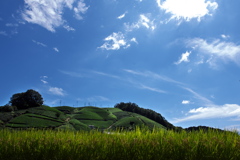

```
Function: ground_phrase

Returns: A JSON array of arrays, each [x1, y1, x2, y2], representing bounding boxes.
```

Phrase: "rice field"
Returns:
[[0, 128, 239, 160]]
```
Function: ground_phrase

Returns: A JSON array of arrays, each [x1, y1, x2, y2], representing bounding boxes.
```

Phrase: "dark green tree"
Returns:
[[9, 89, 43, 109]]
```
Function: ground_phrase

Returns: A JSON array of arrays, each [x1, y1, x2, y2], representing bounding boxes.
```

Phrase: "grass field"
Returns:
[[0, 128, 239, 160]]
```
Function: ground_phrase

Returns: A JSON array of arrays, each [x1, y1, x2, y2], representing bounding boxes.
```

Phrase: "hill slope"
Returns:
[[0, 105, 166, 131]]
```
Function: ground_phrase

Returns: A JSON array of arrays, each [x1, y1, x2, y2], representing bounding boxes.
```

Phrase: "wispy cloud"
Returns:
[[221, 34, 230, 39], [92, 71, 120, 79], [74, 0, 89, 20], [186, 38, 240, 67], [53, 47, 59, 52], [0, 31, 7, 36], [60, 70, 120, 79], [172, 87, 240, 123], [157, 0, 218, 23], [32, 40, 47, 47], [123, 69, 240, 124], [175, 51, 191, 65], [63, 25, 75, 31], [139, 84, 167, 94], [6, 23, 19, 27], [182, 87, 213, 105], [49, 87, 65, 96], [124, 14, 156, 31], [40, 76, 48, 84], [60, 70, 86, 78], [21, 0, 89, 32], [124, 69, 184, 85], [174, 104, 240, 123]]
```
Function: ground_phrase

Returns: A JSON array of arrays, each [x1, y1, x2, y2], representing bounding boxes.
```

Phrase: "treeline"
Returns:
[[185, 126, 226, 133], [114, 102, 176, 130]]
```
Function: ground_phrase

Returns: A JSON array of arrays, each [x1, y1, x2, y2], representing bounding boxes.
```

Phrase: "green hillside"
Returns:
[[0, 105, 166, 131]]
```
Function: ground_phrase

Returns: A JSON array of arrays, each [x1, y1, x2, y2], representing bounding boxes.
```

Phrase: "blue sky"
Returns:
[[1, 0, 240, 130]]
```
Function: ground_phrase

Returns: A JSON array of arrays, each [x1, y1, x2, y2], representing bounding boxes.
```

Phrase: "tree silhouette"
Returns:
[[9, 89, 43, 109]]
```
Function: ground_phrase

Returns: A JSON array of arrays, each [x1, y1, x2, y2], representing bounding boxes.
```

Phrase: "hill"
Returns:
[[0, 105, 167, 131]]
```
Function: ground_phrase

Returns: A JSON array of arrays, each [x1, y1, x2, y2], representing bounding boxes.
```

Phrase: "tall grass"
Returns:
[[0, 128, 239, 160]]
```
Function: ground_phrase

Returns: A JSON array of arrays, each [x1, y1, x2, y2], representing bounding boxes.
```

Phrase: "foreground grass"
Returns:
[[0, 129, 240, 160]]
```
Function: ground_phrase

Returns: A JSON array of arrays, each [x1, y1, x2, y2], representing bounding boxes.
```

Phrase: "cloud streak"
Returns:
[[92, 71, 120, 79], [139, 84, 167, 94], [32, 40, 47, 47], [124, 69, 184, 85]]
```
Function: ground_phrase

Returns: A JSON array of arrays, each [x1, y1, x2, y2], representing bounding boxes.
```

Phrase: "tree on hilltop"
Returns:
[[114, 102, 175, 130], [9, 89, 43, 109]]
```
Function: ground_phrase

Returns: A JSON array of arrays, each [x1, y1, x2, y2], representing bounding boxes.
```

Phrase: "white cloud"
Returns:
[[74, 0, 89, 20], [117, 12, 127, 19], [130, 37, 138, 44], [22, 0, 88, 32], [32, 40, 47, 47], [187, 38, 240, 66], [49, 87, 65, 96], [53, 47, 59, 52], [99, 32, 130, 50], [182, 100, 190, 104], [157, 0, 218, 23], [124, 14, 156, 31], [174, 104, 240, 123], [221, 34, 230, 39], [175, 51, 191, 64]]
